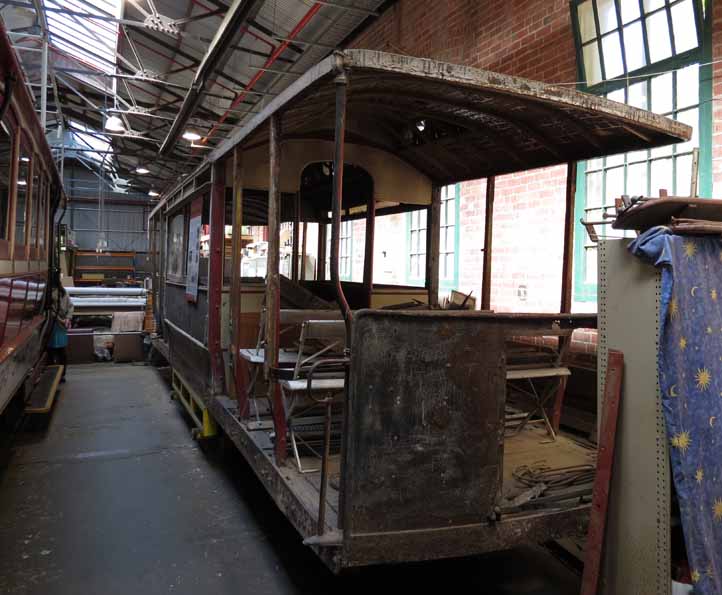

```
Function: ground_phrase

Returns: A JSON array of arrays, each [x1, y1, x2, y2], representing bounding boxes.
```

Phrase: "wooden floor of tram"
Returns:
[[0, 363, 582, 594]]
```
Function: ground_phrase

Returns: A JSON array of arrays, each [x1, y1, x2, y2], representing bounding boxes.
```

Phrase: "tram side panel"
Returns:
[[0, 19, 61, 415]]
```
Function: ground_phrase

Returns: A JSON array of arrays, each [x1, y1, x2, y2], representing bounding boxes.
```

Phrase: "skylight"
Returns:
[[68, 120, 112, 167], [45, 0, 122, 87]]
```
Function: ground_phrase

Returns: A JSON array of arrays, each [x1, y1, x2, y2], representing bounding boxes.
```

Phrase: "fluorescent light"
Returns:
[[135, 166, 149, 175], [105, 114, 125, 132], [190, 143, 211, 149], [17, 179, 26, 186], [20, 156, 29, 162], [182, 129, 202, 142], [148, 190, 159, 197]]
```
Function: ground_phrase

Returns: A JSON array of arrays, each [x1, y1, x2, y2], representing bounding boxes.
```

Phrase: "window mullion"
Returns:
[[591, 0, 607, 85], [638, 0, 652, 66], [665, 3, 677, 56], [613, 0, 628, 75]]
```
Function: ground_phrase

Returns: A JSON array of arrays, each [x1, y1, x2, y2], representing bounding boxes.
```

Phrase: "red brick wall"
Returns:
[[350, 0, 577, 314]]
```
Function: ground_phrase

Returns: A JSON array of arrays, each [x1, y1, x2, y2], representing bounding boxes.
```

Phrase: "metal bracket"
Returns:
[[144, 13, 180, 36]]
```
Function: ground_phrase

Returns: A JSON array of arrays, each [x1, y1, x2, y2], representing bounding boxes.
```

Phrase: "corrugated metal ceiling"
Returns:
[[0, 0, 390, 196]]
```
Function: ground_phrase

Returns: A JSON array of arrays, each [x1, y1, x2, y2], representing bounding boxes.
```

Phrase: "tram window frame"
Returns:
[[29, 153, 40, 260], [166, 207, 188, 283], [14, 137, 31, 260], [0, 118, 14, 259], [38, 174, 48, 258]]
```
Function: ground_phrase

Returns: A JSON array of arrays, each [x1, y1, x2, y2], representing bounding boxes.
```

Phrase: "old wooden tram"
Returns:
[[149, 50, 689, 571], [0, 20, 65, 417]]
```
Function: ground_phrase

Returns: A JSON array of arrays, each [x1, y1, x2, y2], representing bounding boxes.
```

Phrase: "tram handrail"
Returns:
[[305, 357, 349, 536]]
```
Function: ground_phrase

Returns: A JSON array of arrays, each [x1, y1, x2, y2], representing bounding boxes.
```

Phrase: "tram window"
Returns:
[[373, 213, 407, 285], [15, 148, 30, 246], [30, 158, 39, 250], [167, 210, 186, 280], [223, 193, 232, 286], [38, 177, 47, 252], [198, 196, 210, 287], [0, 123, 12, 240]]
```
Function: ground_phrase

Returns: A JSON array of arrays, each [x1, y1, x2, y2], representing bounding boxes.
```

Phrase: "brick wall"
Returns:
[[350, 0, 578, 313]]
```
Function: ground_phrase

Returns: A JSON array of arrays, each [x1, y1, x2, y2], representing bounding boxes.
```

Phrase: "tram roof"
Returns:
[[206, 49, 690, 186]]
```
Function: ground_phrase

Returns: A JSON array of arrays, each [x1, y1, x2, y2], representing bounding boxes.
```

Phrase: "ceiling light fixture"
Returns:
[[416, 119, 426, 132], [182, 129, 202, 142], [135, 166, 149, 175], [148, 190, 159, 197], [104, 114, 125, 132]]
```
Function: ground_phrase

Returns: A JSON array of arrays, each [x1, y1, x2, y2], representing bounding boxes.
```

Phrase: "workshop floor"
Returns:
[[0, 363, 582, 595]]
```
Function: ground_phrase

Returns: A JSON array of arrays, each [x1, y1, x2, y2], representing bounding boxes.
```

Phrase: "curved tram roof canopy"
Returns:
[[206, 50, 690, 184], [157, 49, 691, 208]]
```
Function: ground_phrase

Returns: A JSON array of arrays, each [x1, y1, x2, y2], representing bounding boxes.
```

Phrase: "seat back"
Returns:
[[293, 319, 346, 379]]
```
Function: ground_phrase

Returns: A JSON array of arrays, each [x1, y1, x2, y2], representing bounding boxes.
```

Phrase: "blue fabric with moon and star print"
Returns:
[[630, 228, 722, 592]]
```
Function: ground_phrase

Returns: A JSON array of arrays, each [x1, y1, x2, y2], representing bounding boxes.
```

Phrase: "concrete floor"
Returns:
[[0, 363, 582, 595]]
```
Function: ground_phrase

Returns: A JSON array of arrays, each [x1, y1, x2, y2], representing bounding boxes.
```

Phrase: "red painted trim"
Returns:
[[207, 165, 225, 394], [581, 350, 624, 595], [201, 2, 322, 144]]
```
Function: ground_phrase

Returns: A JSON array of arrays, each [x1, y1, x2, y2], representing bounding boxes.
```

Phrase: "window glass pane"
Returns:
[[676, 107, 698, 152], [607, 87, 625, 103], [671, 0, 698, 53], [444, 253, 453, 281], [650, 157, 673, 195], [578, 0, 597, 42], [30, 162, 39, 248], [420, 208, 427, 228], [585, 246, 598, 284], [586, 171, 604, 209], [597, 0, 618, 34], [651, 72, 673, 114], [621, 0, 641, 23], [602, 32, 624, 78], [15, 150, 29, 245], [606, 166, 625, 204], [167, 212, 185, 278], [588, 156, 603, 170], [606, 152, 625, 167], [583, 42, 603, 85], [447, 200, 455, 225], [676, 63, 699, 109], [627, 148, 648, 163], [675, 153, 693, 195], [646, 10, 672, 63], [651, 141, 673, 158], [628, 80, 649, 109], [627, 161, 648, 195], [643, 0, 665, 12], [0, 125, 11, 240], [38, 176, 48, 250], [623, 21, 646, 71]]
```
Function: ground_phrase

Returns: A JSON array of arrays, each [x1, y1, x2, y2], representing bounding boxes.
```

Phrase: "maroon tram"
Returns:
[[0, 19, 64, 417]]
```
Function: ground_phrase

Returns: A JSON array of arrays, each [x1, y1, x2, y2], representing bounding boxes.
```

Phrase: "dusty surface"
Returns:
[[0, 363, 581, 594]]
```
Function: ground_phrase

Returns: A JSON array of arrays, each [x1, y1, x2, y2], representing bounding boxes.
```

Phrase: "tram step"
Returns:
[[25, 365, 64, 415]]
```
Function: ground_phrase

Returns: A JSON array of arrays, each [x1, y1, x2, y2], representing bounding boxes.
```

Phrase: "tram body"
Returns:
[[150, 51, 689, 571], [0, 20, 64, 416]]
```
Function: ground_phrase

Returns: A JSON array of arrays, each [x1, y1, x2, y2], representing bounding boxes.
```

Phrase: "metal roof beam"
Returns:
[[158, 0, 265, 156]]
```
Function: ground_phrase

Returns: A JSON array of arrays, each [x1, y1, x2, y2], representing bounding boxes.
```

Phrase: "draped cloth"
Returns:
[[630, 229, 722, 592]]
